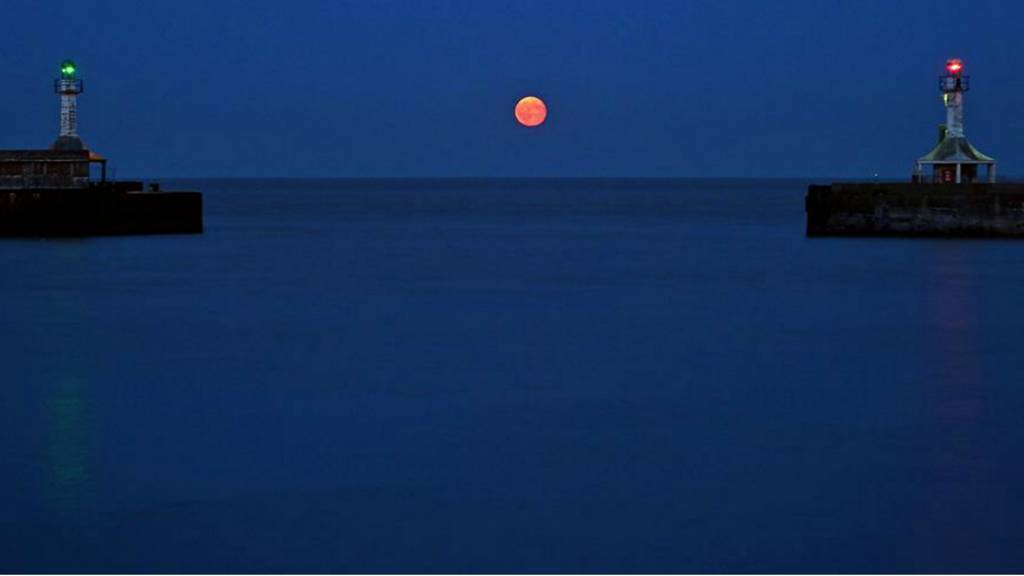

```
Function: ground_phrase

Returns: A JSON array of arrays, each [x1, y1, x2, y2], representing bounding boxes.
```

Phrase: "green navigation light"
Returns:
[[60, 60, 77, 78]]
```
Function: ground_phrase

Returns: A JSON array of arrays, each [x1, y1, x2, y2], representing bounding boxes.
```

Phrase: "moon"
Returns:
[[515, 96, 547, 127]]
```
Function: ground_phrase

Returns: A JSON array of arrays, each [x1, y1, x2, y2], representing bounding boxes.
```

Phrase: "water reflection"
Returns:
[[922, 242, 993, 560], [927, 243, 983, 412], [46, 373, 93, 517]]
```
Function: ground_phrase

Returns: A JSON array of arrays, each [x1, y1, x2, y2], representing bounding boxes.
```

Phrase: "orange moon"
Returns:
[[515, 96, 547, 127]]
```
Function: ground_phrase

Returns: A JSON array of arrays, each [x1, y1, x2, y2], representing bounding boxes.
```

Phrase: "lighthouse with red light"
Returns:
[[942, 59, 966, 138], [915, 58, 997, 183]]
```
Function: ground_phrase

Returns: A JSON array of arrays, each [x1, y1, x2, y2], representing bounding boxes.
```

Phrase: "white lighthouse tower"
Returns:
[[915, 59, 996, 184], [53, 60, 85, 151], [942, 58, 967, 139]]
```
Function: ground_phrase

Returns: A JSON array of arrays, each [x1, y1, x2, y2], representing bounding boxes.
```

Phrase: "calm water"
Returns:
[[2, 179, 1023, 573]]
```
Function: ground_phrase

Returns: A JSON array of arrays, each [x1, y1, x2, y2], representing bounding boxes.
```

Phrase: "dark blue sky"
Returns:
[[2, 0, 1022, 177]]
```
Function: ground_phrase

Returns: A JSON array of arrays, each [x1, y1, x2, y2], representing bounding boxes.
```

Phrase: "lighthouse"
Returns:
[[53, 59, 85, 151], [0, 60, 202, 236], [914, 59, 996, 184]]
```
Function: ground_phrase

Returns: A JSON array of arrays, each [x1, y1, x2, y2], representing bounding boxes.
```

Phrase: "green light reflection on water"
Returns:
[[44, 370, 94, 519]]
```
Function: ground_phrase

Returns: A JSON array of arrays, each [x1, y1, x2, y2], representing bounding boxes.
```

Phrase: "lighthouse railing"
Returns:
[[939, 76, 970, 92], [54, 78, 83, 93]]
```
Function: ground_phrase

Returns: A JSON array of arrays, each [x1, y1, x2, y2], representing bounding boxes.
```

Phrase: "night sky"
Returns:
[[1, 0, 1022, 178]]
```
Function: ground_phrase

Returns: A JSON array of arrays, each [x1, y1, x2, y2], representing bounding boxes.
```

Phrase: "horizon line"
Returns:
[[119, 175, 928, 181]]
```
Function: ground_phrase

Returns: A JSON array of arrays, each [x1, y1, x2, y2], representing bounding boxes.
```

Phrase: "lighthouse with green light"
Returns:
[[53, 59, 85, 151]]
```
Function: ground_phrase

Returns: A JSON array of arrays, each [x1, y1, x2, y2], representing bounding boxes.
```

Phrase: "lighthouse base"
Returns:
[[0, 182, 202, 237], [806, 183, 1024, 237]]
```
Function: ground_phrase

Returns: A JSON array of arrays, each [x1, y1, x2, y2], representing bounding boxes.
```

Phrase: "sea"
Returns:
[[2, 178, 1023, 572]]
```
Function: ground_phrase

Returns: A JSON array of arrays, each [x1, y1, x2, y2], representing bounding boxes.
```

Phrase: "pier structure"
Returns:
[[913, 59, 996, 184]]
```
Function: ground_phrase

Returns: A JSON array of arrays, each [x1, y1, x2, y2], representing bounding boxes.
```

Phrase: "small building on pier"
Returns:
[[0, 150, 106, 190]]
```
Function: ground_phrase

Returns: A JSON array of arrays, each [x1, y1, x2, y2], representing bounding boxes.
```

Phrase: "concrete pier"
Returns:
[[0, 181, 202, 237], [806, 183, 1024, 237]]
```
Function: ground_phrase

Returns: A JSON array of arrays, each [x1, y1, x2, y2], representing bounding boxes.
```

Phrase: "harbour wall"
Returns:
[[0, 182, 202, 236], [806, 182, 1024, 237]]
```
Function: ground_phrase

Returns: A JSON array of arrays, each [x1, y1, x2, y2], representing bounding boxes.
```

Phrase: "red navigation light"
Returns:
[[946, 59, 964, 74]]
